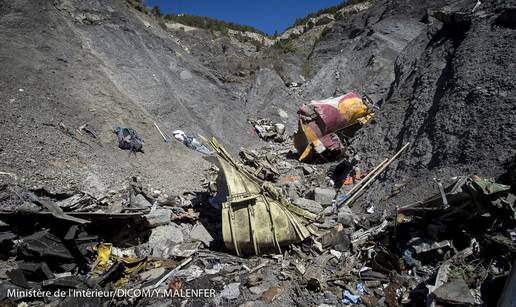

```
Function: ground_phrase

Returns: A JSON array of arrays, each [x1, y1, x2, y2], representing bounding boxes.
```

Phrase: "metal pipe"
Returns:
[[154, 122, 168, 142], [342, 143, 410, 207], [346, 158, 389, 197]]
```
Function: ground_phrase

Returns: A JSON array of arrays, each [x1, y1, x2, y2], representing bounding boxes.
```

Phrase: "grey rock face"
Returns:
[[265, 0, 515, 214]]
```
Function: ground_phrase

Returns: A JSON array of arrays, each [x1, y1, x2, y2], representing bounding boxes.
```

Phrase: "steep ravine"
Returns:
[[0, 0, 514, 209]]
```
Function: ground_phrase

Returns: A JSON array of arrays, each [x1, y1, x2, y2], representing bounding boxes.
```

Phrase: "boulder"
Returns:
[[189, 223, 214, 247], [337, 206, 354, 227], [293, 198, 323, 214], [144, 209, 172, 227], [313, 188, 336, 206]]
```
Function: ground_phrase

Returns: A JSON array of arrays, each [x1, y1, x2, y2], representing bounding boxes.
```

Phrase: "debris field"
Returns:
[[0, 92, 514, 307]]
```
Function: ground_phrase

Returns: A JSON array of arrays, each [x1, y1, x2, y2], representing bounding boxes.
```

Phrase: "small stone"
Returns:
[[169, 242, 201, 257], [157, 194, 183, 207], [277, 108, 288, 119], [302, 165, 313, 175], [261, 287, 283, 303], [180, 70, 192, 80], [139, 267, 166, 281], [246, 272, 263, 286], [293, 198, 323, 214], [144, 208, 172, 227], [337, 206, 354, 227], [132, 194, 152, 209], [150, 223, 184, 245], [134, 243, 151, 258], [330, 249, 342, 259], [313, 188, 336, 206], [274, 123, 285, 135], [249, 283, 269, 295], [322, 206, 334, 215]]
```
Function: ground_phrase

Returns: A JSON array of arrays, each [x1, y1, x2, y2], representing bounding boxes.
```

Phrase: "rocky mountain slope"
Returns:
[[0, 0, 514, 212]]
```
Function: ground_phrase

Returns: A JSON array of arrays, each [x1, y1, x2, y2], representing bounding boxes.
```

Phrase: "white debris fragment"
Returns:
[[220, 282, 240, 300], [330, 249, 342, 259]]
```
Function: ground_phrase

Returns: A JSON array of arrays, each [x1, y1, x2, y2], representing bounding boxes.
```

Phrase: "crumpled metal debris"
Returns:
[[293, 92, 372, 162], [432, 279, 476, 305], [172, 130, 213, 155], [114, 127, 144, 153], [239, 148, 280, 181], [342, 283, 366, 305], [249, 118, 286, 142], [0, 137, 514, 307], [205, 138, 320, 256], [408, 239, 453, 254], [92, 242, 154, 286]]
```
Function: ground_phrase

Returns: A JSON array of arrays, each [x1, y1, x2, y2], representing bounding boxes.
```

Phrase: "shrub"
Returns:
[[163, 14, 268, 37], [127, 0, 148, 14], [151, 6, 161, 17], [273, 40, 297, 54], [233, 33, 264, 50], [315, 26, 332, 44], [302, 61, 313, 78], [288, 0, 369, 29]]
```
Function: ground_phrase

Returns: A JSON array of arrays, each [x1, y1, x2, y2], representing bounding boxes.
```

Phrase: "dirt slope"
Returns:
[[0, 0, 210, 196], [0, 0, 514, 206]]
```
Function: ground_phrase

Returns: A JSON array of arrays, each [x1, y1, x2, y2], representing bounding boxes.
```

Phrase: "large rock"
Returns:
[[132, 194, 152, 209], [146, 223, 184, 258], [293, 198, 323, 214], [189, 223, 214, 247], [144, 209, 172, 227], [313, 188, 336, 206], [337, 205, 355, 227]]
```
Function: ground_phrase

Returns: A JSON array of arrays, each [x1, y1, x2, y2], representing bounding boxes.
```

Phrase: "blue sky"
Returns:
[[146, 0, 345, 35]]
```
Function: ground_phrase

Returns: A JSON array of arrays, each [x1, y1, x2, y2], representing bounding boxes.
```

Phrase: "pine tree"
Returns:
[[151, 5, 161, 17]]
